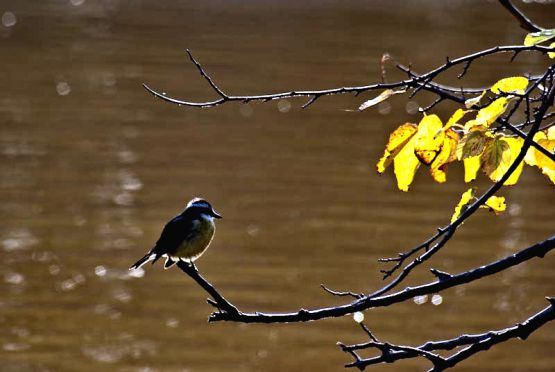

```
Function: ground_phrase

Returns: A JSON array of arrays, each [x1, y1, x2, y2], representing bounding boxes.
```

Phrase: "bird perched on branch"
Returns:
[[130, 198, 222, 270]]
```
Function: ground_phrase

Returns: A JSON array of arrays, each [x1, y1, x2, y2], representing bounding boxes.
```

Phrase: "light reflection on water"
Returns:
[[0, 1, 554, 371]]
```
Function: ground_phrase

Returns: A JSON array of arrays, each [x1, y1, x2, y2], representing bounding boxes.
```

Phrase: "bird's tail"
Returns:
[[129, 252, 153, 270]]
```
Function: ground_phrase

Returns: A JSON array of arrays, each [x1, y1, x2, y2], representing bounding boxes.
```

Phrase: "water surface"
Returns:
[[1, 1, 554, 371]]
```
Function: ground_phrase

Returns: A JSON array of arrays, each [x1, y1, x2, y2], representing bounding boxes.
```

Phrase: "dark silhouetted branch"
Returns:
[[176, 261, 240, 316], [321, 284, 364, 299], [341, 297, 555, 370], [143, 45, 553, 109], [499, 0, 544, 33], [176, 235, 554, 324]]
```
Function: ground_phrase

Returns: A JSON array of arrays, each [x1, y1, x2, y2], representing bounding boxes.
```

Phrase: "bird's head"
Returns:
[[185, 198, 222, 219]]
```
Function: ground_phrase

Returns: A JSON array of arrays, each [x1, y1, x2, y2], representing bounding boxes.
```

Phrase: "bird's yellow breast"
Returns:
[[172, 216, 215, 262]]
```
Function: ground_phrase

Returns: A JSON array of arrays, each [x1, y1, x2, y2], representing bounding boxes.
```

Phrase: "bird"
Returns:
[[130, 198, 222, 270]]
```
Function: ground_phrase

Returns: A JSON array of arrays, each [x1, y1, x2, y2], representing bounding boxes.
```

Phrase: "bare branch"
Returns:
[[458, 60, 472, 79], [175, 236, 554, 324], [321, 284, 364, 299], [498, 0, 544, 33], [175, 261, 240, 316], [185, 49, 228, 98], [143, 45, 553, 109], [342, 298, 555, 370]]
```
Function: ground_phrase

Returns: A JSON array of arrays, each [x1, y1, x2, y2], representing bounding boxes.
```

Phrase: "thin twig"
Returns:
[[185, 49, 228, 98], [498, 0, 544, 32], [321, 284, 364, 299]]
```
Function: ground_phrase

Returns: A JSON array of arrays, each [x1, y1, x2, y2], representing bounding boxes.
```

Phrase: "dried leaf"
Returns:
[[376, 123, 418, 173], [414, 114, 444, 165], [481, 136, 524, 186], [451, 188, 476, 223], [490, 77, 529, 95], [359, 89, 406, 111], [456, 129, 491, 160], [524, 29, 555, 46], [464, 91, 486, 108]]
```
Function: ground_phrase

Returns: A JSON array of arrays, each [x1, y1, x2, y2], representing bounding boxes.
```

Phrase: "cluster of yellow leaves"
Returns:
[[377, 75, 554, 224], [374, 36, 555, 225], [524, 29, 555, 59], [450, 188, 506, 223], [376, 114, 459, 191], [376, 76, 534, 191]]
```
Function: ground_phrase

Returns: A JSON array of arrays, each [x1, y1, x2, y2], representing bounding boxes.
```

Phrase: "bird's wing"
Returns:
[[151, 214, 196, 257]]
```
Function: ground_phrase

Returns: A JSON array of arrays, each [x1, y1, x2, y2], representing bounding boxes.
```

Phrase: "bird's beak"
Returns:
[[212, 209, 223, 219]]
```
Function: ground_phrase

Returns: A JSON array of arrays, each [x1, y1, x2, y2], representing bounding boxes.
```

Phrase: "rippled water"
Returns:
[[1, 1, 554, 371]]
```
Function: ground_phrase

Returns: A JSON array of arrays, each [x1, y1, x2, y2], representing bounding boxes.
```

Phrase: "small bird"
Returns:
[[130, 198, 222, 270]]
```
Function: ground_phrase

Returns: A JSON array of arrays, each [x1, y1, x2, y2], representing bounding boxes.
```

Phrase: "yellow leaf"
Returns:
[[524, 132, 546, 167], [536, 137, 555, 169], [490, 77, 529, 95], [474, 97, 511, 127], [359, 89, 406, 111], [376, 123, 418, 173], [524, 29, 555, 46], [549, 42, 555, 59], [456, 129, 491, 160], [451, 188, 476, 223], [430, 128, 459, 183], [393, 135, 421, 192], [444, 108, 471, 132], [414, 114, 444, 165], [503, 137, 525, 186], [481, 136, 524, 186], [464, 156, 481, 183], [480, 195, 506, 215], [539, 165, 555, 185], [525, 129, 555, 185], [463, 120, 481, 132], [376, 123, 421, 191], [464, 91, 486, 108]]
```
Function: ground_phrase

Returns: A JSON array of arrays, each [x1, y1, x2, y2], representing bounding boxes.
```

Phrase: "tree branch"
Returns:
[[498, 0, 544, 33], [143, 45, 553, 109], [176, 261, 240, 316], [177, 235, 554, 324], [342, 297, 555, 370]]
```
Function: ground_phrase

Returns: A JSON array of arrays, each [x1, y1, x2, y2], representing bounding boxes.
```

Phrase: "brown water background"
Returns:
[[1, 1, 554, 371]]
